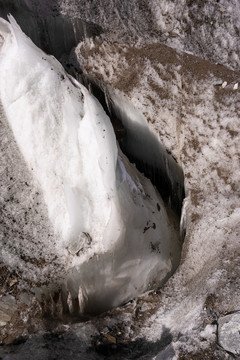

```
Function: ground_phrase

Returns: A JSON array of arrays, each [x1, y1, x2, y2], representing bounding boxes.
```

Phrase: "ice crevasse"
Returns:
[[0, 16, 181, 314]]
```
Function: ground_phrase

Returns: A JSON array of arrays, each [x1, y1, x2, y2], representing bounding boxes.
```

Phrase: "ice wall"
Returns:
[[0, 17, 181, 314]]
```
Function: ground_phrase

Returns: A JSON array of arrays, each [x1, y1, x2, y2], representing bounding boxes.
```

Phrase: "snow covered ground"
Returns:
[[60, 0, 240, 71], [74, 26, 240, 359], [0, 0, 240, 359]]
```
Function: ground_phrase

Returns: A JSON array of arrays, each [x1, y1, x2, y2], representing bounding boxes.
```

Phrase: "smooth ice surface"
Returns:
[[0, 17, 181, 313]]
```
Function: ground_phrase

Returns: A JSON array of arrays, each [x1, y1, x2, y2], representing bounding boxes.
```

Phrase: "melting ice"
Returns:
[[0, 16, 181, 314]]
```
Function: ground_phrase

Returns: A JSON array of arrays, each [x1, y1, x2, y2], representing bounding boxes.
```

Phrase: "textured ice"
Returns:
[[0, 16, 181, 314]]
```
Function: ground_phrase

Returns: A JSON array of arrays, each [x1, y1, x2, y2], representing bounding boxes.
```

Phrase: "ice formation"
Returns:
[[0, 17, 181, 314]]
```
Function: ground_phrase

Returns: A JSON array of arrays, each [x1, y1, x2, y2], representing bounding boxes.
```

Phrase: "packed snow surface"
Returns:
[[0, 16, 181, 314]]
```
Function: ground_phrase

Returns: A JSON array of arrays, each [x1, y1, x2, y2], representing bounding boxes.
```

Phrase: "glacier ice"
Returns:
[[0, 16, 182, 314]]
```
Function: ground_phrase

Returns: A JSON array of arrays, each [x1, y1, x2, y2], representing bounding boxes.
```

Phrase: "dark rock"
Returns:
[[218, 312, 240, 355]]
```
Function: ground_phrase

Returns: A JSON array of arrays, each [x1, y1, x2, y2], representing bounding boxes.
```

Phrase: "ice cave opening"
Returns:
[[0, 13, 185, 315]]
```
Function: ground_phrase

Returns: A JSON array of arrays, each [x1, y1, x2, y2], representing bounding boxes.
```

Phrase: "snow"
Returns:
[[2, 0, 240, 71], [199, 324, 217, 342], [59, 0, 240, 70], [75, 19, 240, 356], [0, 16, 181, 314]]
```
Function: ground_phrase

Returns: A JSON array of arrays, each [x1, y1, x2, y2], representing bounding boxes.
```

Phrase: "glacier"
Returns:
[[0, 0, 240, 358], [0, 16, 182, 314]]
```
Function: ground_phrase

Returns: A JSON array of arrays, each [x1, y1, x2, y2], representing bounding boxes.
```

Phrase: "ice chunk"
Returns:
[[0, 16, 181, 313]]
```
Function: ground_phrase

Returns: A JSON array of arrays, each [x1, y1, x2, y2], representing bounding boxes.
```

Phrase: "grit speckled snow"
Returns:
[[75, 23, 240, 357], [0, 1, 239, 359]]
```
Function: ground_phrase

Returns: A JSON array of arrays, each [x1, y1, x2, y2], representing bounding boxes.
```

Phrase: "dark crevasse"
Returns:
[[79, 76, 185, 219], [0, 0, 102, 60]]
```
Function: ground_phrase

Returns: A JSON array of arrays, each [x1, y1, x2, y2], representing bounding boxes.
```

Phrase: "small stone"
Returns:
[[19, 292, 32, 306], [103, 333, 117, 344], [0, 296, 17, 323], [0, 333, 8, 343], [0, 321, 7, 327], [222, 81, 227, 88], [220, 7, 226, 13], [67, 232, 92, 255], [10, 279, 17, 287], [214, 79, 223, 86], [0, 306, 12, 327], [218, 312, 240, 355], [233, 83, 238, 90]]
